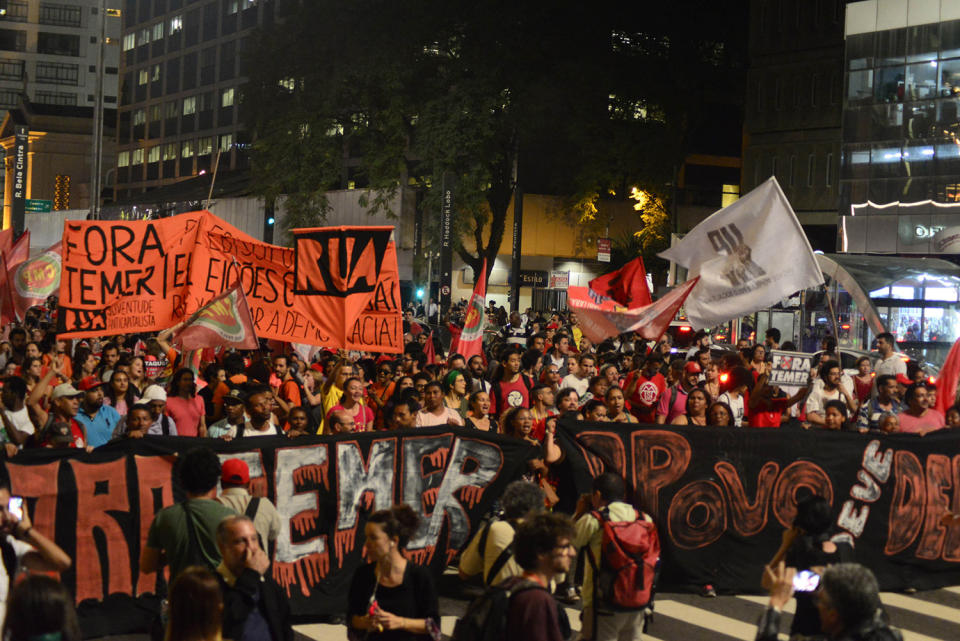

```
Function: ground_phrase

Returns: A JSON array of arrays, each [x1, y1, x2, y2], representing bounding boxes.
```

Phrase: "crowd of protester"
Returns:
[[0, 298, 948, 641], [1, 302, 956, 458]]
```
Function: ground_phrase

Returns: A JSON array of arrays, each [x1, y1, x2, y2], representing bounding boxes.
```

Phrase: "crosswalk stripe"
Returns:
[[737, 594, 797, 614], [879, 593, 960, 625], [561, 607, 669, 641], [900, 631, 950, 641], [293, 588, 960, 641], [653, 598, 770, 641]]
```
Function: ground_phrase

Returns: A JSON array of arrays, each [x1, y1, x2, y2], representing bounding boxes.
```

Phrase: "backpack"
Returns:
[[474, 519, 516, 585], [452, 578, 548, 641], [586, 507, 660, 611]]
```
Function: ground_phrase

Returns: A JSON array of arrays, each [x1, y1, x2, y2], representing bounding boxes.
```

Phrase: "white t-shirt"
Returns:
[[243, 421, 279, 436], [0, 534, 32, 630], [2, 407, 34, 441], [560, 374, 589, 397], [718, 392, 745, 427], [805, 386, 842, 417]]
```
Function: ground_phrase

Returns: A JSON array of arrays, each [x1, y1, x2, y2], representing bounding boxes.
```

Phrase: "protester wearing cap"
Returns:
[[73, 376, 121, 448], [208, 388, 248, 440], [216, 459, 281, 554], [656, 360, 703, 424], [27, 376, 91, 451], [123, 384, 178, 437]]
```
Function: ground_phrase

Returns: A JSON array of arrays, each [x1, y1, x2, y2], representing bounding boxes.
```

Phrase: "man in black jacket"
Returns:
[[216, 515, 293, 641], [757, 562, 901, 641]]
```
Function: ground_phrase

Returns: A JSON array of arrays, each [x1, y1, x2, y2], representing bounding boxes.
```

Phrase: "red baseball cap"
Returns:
[[684, 362, 702, 375], [77, 375, 102, 391], [221, 459, 250, 485], [895, 373, 912, 386]]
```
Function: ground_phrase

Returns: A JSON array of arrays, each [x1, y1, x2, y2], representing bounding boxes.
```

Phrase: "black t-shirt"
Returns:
[[347, 561, 439, 641], [787, 538, 855, 636]]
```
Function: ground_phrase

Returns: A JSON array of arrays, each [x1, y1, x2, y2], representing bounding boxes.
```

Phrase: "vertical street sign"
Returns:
[[510, 182, 523, 313], [439, 173, 453, 313], [12, 125, 28, 236]]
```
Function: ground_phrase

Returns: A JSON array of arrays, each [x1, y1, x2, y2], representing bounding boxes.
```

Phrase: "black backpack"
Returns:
[[452, 578, 548, 641]]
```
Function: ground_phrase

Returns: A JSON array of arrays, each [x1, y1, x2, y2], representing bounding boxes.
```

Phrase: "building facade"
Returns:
[[114, 0, 273, 198], [742, 0, 846, 251], [0, 0, 120, 111], [842, 0, 960, 209]]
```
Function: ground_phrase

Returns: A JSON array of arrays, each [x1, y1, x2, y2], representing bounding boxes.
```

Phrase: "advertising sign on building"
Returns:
[[597, 237, 611, 262], [549, 270, 570, 288]]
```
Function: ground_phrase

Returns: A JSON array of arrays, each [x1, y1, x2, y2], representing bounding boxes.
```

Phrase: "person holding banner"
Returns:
[[805, 361, 858, 428], [897, 384, 945, 434]]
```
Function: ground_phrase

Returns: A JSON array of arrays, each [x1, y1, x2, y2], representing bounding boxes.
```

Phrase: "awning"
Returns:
[[815, 253, 960, 336]]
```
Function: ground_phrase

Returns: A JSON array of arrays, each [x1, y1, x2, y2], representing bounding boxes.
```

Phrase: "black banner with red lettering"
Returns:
[[557, 420, 960, 593], [1, 429, 534, 637]]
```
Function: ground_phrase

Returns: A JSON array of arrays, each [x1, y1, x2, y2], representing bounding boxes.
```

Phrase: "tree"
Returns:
[[244, 1, 745, 282]]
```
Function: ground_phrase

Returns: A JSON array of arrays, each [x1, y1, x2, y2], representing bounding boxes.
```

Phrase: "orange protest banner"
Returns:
[[292, 226, 402, 353], [58, 212, 403, 353]]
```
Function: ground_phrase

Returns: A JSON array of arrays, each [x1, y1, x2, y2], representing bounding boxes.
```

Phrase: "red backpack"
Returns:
[[587, 507, 660, 610]]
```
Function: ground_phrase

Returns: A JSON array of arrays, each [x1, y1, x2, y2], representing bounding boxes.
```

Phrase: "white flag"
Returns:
[[658, 177, 823, 330]]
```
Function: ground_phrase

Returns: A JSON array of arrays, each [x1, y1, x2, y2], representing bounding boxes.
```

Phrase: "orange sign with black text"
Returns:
[[58, 212, 403, 352]]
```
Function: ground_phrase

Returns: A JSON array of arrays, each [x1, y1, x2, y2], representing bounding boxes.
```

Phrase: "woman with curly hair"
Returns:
[[347, 504, 441, 641]]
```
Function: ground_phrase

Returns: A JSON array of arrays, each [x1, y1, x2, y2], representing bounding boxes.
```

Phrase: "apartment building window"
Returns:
[[118, 150, 130, 168], [0, 90, 18, 107], [163, 143, 177, 161], [36, 62, 79, 85], [39, 4, 82, 27], [37, 33, 80, 56], [136, 28, 150, 46], [789, 155, 796, 187], [0, 30, 27, 53], [0, 59, 23, 80], [149, 104, 161, 122], [138, 69, 148, 85], [3, 2, 28, 22], [151, 64, 160, 81], [183, 96, 196, 115], [148, 146, 160, 163], [807, 154, 816, 187], [35, 90, 77, 106], [219, 133, 233, 152], [181, 140, 195, 158], [169, 15, 183, 33], [165, 100, 178, 118], [825, 153, 833, 187], [122, 33, 135, 51], [132, 149, 144, 164], [221, 87, 234, 107], [133, 108, 146, 125], [227, 0, 239, 14], [198, 136, 212, 155], [152, 22, 164, 41]]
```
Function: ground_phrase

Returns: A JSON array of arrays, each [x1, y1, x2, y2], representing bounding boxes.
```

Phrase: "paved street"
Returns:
[[289, 570, 960, 641]]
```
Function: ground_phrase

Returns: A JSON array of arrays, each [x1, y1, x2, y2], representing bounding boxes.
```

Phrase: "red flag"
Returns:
[[0, 229, 13, 258], [935, 336, 960, 415], [173, 281, 259, 351], [588, 256, 652, 308], [423, 331, 437, 365], [450, 259, 487, 360], [0, 253, 13, 326], [5, 230, 29, 272], [10, 239, 60, 321], [569, 277, 699, 344]]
